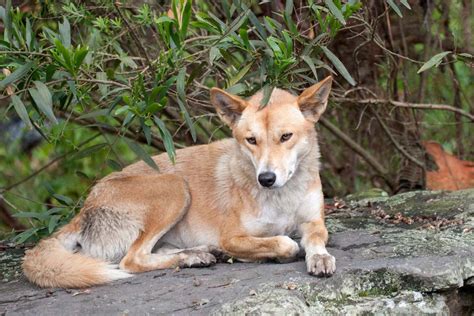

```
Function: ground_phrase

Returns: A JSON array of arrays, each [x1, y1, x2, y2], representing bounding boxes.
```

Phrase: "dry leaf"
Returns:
[[424, 141, 474, 190]]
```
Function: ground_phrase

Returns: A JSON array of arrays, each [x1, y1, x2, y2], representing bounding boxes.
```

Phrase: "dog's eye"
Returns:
[[246, 137, 257, 145], [280, 133, 293, 143]]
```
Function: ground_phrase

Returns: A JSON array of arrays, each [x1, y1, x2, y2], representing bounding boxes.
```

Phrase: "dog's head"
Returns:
[[210, 77, 332, 189]]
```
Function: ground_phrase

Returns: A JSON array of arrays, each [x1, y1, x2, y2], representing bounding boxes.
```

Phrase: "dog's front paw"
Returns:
[[306, 253, 336, 277]]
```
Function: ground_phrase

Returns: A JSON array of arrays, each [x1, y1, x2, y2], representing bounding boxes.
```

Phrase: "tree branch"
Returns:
[[372, 110, 425, 169], [56, 111, 166, 152], [319, 117, 390, 184], [0, 134, 101, 193], [334, 97, 474, 122]]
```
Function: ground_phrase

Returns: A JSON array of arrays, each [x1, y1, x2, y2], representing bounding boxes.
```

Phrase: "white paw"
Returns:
[[306, 253, 336, 277], [278, 236, 300, 259], [179, 251, 217, 268]]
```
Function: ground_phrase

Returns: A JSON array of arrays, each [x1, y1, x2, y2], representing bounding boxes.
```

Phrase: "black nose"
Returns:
[[258, 172, 276, 187]]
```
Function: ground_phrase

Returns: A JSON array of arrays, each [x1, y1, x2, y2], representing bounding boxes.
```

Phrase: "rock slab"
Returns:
[[1, 189, 473, 315]]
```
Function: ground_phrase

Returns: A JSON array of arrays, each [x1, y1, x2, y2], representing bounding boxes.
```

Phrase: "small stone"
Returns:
[[72, 289, 91, 296], [193, 278, 201, 287]]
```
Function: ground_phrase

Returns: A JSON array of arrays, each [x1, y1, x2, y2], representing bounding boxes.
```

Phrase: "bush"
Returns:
[[0, 0, 472, 241]]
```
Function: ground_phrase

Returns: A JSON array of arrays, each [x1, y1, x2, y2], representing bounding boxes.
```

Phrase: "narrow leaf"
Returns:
[[29, 81, 58, 124], [180, 1, 192, 39], [106, 159, 122, 171], [302, 55, 318, 80], [0, 61, 33, 90], [259, 85, 274, 109], [124, 139, 159, 171], [417, 51, 451, 73], [154, 116, 176, 163], [176, 68, 196, 142], [324, 0, 346, 25], [228, 62, 253, 86], [13, 212, 46, 220], [53, 194, 74, 206], [13, 228, 40, 244], [48, 215, 60, 234], [285, 0, 294, 16], [321, 46, 356, 86], [73, 143, 108, 160], [4, 0, 12, 43], [10, 95, 32, 129], [59, 17, 71, 48], [400, 0, 411, 9], [25, 18, 32, 49], [386, 0, 403, 17], [96, 72, 108, 96]]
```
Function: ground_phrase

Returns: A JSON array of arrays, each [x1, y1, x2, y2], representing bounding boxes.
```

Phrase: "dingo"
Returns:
[[23, 77, 335, 288]]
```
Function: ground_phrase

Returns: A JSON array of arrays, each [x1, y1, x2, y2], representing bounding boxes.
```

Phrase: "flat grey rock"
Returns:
[[1, 189, 473, 315]]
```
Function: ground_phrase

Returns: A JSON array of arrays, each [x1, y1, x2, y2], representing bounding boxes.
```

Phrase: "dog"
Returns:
[[23, 76, 335, 288]]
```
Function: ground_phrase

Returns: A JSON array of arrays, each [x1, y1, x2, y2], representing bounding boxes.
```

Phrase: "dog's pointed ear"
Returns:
[[210, 88, 247, 127], [297, 76, 332, 122]]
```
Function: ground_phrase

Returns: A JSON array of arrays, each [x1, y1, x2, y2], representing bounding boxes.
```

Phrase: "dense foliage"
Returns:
[[0, 0, 472, 241]]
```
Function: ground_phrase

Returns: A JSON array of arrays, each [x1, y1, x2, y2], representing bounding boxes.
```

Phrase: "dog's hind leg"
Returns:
[[116, 174, 216, 273]]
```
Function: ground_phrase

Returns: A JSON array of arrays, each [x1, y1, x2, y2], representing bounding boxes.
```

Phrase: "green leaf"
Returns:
[[239, 28, 253, 50], [10, 95, 32, 129], [209, 46, 221, 65], [53, 39, 73, 73], [48, 215, 60, 234], [457, 53, 473, 58], [124, 139, 159, 171], [241, 3, 266, 39], [154, 116, 176, 163], [321, 46, 356, 86], [285, 0, 294, 16], [29, 81, 58, 124], [228, 62, 253, 87], [115, 105, 130, 116], [324, 0, 346, 25], [400, 0, 411, 9], [25, 18, 32, 49], [46, 207, 65, 215], [53, 194, 74, 206], [74, 46, 89, 68], [176, 68, 196, 142], [386, 0, 403, 17], [13, 228, 40, 244], [417, 51, 451, 74], [259, 85, 274, 109], [59, 17, 71, 48], [78, 109, 109, 119], [0, 61, 34, 90], [4, 0, 12, 43], [142, 121, 152, 145], [154, 16, 176, 25], [302, 55, 318, 80], [180, 0, 192, 39], [75, 171, 90, 180], [106, 159, 122, 171], [96, 72, 108, 96], [73, 143, 108, 160], [13, 212, 47, 220]]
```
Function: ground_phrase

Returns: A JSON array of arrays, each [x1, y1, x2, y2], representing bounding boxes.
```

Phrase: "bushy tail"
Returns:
[[22, 231, 131, 288]]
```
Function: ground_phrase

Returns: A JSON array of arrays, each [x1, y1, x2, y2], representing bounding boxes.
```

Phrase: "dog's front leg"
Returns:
[[300, 219, 336, 277], [220, 235, 300, 262]]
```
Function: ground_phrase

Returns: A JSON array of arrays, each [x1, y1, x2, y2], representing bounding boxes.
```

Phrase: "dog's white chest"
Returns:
[[242, 203, 298, 236]]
